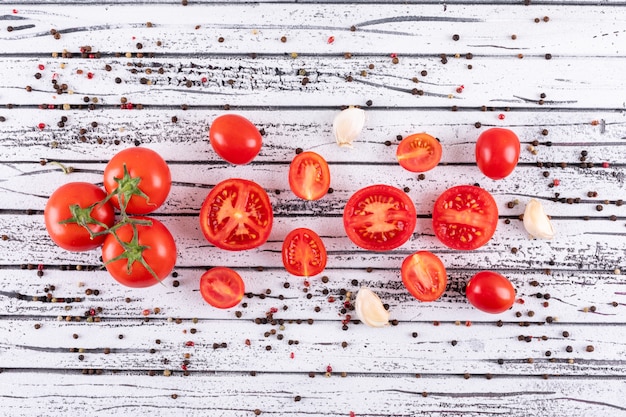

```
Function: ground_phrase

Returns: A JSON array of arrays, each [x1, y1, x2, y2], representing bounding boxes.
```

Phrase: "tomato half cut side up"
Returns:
[[282, 228, 327, 277], [288, 151, 331, 201], [432, 185, 498, 250], [200, 267, 245, 309], [199, 178, 273, 251], [343, 184, 417, 251], [396, 133, 442, 173], [401, 251, 447, 302]]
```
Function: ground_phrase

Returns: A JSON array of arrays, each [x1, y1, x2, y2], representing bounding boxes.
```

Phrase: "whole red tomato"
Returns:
[[103, 147, 171, 214], [475, 128, 520, 180], [465, 271, 516, 314], [101, 216, 177, 287], [44, 182, 115, 251], [209, 114, 262, 165]]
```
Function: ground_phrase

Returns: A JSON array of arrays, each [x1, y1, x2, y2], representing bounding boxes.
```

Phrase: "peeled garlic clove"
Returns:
[[354, 287, 389, 328], [523, 198, 555, 239], [333, 107, 365, 148]]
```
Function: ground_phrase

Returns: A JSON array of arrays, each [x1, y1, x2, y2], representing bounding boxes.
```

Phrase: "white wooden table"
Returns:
[[1, 1, 625, 416]]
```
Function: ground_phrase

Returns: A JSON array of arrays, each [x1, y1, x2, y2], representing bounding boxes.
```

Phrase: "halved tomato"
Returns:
[[200, 267, 245, 309], [343, 184, 416, 251], [282, 228, 327, 277], [288, 151, 331, 201], [396, 133, 442, 173], [199, 178, 273, 251], [401, 251, 447, 302], [432, 185, 498, 250]]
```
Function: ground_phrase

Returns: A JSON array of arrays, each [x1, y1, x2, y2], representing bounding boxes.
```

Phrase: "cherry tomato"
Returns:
[[199, 178, 273, 251], [343, 184, 416, 251], [288, 151, 330, 201], [44, 182, 115, 251], [401, 251, 447, 302], [466, 271, 516, 314], [101, 216, 177, 288], [432, 185, 498, 250], [396, 133, 442, 173], [475, 128, 520, 180], [103, 147, 171, 215], [200, 267, 245, 309], [209, 114, 262, 165], [282, 228, 327, 277]]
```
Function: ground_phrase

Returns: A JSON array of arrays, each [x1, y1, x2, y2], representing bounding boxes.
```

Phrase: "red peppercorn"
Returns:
[[327, 36, 335, 44], [498, 114, 505, 120], [326, 364, 333, 373], [185, 341, 195, 347], [290, 352, 295, 359], [553, 179, 560, 186], [201, 77, 208, 83], [602, 162, 610, 168], [38, 64, 45, 71], [87, 72, 94, 79], [37, 123, 46, 130], [142, 309, 150, 316]]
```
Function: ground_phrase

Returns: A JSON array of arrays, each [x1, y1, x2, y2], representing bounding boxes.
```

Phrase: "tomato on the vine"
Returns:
[[432, 185, 498, 250], [103, 147, 171, 214], [101, 216, 177, 288], [209, 114, 262, 165], [288, 151, 330, 201], [200, 267, 245, 309], [343, 184, 416, 251], [282, 228, 327, 277], [44, 182, 115, 251], [465, 271, 516, 314], [199, 178, 273, 251], [401, 251, 447, 302], [475, 128, 520, 180], [396, 133, 442, 173]]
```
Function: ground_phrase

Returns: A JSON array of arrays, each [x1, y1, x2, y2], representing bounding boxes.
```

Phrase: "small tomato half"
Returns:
[[200, 267, 245, 309], [396, 133, 442, 173], [401, 251, 447, 302], [288, 151, 330, 201], [282, 228, 327, 277]]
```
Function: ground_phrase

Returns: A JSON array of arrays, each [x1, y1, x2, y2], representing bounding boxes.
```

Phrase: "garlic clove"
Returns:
[[523, 198, 555, 239], [333, 107, 365, 148], [354, 287, 389, 328]]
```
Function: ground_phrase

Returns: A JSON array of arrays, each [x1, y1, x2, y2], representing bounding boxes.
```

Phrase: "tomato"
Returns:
[[103, 147, 171, 215], [343, 184, 416, 251], [396, 133, 442, 173], [288, 151, 331, 201], [432, 185, 498, 250], [282, 228, 327, 277], [199, 178, 273, 251], [465, 271, 516, 314], [475, 128, 520, 180], [101, 216, 177, 288], [200, 267, 245, 309], [209, 114, 262, 165], [401, 251, 447, 302], [44, 182, 115, 251]]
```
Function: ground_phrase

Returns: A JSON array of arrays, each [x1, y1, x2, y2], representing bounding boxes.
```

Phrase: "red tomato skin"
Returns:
[[396, 133, 443, 173], [475, 128, 520, 180], [282, 228, 327, 277], [200, 267, 245, 309], [103, 147, 171, 214], [466, 271, 516, 314], [101, 217, 177, 288], [288, 151, 331, 201], [401, 251, 448, 302], [209, 114, 262, 165], [44, 182, 115, 251]]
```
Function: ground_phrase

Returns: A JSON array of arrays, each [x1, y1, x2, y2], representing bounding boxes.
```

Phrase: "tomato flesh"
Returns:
[[432, 185, 498, 250], [209, 114, 262, 165], [396, 133, 442, 173], [475, 128, 520, 180], [289, 151, 330, 201], [401, 251, 447, 302], [466, 271, 516, 314], [200, 267, 245, 309], [282, 228, 327, 277]]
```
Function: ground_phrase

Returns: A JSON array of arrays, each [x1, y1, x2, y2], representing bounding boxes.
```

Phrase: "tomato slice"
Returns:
[[199, 178, 273, 251], [200, 267, 245, 309], [282, 228, 327, 277], [288, 151, 331, 201], [432, 185, 498, 250], [343, 184, 416, 251], [401, 251, 447, 302], [396, 133, 442, 173]]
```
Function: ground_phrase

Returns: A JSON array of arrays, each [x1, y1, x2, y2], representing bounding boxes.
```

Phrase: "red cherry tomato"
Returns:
[[200, 267, 245, 309], [432, 185, 498, 250], [466, 271, 516, 313], [475, 128, 520, 180], [209, 114, 262, 165], [199, 178, 273, 251], [44, 182, 115, 251], [396, 133, 442, 173], [288, 151, 330, 201], [401, 251, 447, 302], [103, 147, 171, 214], [282, 228, 327, 277], [343, 184, 416, 251], [101, 217, 177, 288]]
